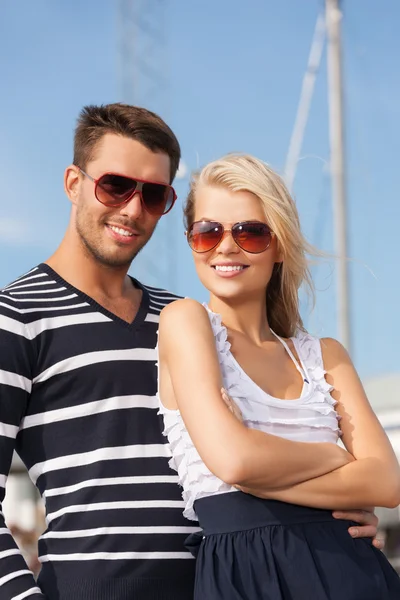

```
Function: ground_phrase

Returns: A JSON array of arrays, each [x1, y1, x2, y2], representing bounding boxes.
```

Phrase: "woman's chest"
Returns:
[[226, 335, 305, 401]]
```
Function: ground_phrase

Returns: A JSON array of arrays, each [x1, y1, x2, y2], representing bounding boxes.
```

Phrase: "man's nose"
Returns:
[[119, 192, 144, 220]]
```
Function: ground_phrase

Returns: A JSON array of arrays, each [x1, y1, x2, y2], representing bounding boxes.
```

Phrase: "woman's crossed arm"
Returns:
[[158, 299, 353, 489]]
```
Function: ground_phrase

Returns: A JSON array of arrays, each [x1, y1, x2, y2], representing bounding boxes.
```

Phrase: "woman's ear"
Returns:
[[272, 235, 284, 264]]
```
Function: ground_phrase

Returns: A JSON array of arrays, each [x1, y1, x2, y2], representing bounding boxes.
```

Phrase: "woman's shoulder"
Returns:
[[160, 297, 207, 319], [293, 329, 343, 350], [294, 330, 350, 371], [159, 298, 211, 336], [319, 337, 352, 371]]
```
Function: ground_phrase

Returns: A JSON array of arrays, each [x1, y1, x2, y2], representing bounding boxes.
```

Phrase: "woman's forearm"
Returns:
[[159, 301, 353, 488], [246, 457, 400, 510], [230, 429, 353, 488]]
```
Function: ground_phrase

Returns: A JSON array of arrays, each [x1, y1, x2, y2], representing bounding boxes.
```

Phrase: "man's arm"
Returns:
[[0, 309, 45, 598], [159, 300, 353, 488], [332, 509, 382, 548]]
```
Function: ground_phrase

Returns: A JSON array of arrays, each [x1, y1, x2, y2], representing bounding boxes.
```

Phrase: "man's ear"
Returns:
[[64, 165, 81, 206]]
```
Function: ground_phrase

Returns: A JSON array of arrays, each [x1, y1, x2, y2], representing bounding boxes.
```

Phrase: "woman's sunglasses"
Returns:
[[187, 220, 274, 254], [78, 169, 177, 216]]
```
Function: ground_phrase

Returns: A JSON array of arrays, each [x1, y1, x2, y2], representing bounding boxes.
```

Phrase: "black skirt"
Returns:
[[185, 491, 400, 599]]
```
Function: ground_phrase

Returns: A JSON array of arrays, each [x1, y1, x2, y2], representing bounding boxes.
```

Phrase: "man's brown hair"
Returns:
[[73, 103, 181, 183]]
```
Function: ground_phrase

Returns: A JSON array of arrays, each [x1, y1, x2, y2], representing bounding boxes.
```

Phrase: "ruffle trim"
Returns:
[[295, 330, 335, 395], [161, 412, 233, 521], [204, 305, 342, 435], [158, 306, 343, 521]]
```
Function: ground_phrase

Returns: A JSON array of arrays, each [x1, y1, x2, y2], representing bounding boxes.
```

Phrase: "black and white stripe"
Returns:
[[0, 264, 197, 600]]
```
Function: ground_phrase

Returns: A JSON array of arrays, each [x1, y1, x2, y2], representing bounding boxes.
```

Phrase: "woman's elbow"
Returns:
[[377, 469, 400, 509], [211, 456, 247, 486], [381, 479, 400, 509], [207, 433, 253, 485]]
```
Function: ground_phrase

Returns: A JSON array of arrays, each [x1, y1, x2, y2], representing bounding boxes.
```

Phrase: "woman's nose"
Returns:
[[216, 230, 240, 254]]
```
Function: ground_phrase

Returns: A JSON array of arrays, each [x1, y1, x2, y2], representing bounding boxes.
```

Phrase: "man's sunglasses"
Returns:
[[78, 169, 177, 216], [187, 220, 274, 254]]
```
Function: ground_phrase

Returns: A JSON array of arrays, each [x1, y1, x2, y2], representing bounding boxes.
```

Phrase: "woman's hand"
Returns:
[[331, 443, 356, 466], [220, 388, 243, 422], [159, 300, 364, 488]]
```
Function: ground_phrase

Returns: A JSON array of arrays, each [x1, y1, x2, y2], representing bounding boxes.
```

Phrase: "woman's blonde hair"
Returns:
[[184, 153, 316, 338]]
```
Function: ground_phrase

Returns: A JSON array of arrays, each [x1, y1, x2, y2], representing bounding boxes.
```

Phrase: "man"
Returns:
[[0, 103, 382, 599]]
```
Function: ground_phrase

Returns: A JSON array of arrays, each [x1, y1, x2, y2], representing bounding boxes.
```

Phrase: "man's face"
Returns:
[[72, 133, 171, 268]]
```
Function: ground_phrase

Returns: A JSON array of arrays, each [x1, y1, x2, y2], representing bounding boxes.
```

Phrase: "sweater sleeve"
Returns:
[[0, 309, 45, 598]]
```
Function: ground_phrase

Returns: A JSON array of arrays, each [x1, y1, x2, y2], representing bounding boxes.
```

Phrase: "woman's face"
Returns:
[[190, 184, 281, 303]]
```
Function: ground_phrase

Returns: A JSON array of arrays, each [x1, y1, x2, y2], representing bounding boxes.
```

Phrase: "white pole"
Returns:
[[326, 0, 351, 352], [284, 13, 326, 193]]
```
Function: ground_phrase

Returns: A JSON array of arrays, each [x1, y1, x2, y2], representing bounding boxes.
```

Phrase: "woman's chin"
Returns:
[[204, 281, 261, 303]]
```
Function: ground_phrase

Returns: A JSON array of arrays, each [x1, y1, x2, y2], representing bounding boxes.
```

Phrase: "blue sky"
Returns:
[[0, 0, 398, 380]]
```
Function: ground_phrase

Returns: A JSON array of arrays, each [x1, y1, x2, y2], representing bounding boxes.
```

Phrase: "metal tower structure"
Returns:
[[117, 0, 177, 291]]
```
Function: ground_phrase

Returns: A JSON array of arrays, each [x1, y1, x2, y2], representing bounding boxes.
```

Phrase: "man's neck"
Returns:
[[46, 236, 135, 302]]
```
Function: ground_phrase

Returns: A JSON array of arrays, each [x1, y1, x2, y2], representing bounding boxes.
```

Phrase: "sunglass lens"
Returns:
[[97, 174, 137, 206], [232, 222, 272, 253], [188, 221, 224, 253], [142, 183, 175, 216]]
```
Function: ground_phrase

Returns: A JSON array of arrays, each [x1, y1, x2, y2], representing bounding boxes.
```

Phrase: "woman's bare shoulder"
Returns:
[[160, 298, 208, 324], [159, 298, 212, 341], [320, 337, 351, 371]]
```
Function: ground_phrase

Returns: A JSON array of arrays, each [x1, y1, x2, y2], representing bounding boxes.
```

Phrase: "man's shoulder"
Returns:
[[0, 265, 47, 341], [2, 265, 42, 287], [141, 282, 183, 314], [0, 264, 78, 335], [0, 265, 44, 311]]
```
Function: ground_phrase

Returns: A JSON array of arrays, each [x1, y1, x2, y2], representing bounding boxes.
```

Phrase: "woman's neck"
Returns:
[[207, 294, 274, 344]]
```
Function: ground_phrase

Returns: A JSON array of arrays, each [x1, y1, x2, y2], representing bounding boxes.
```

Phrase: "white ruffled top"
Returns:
[[158, 304, 341, 521]]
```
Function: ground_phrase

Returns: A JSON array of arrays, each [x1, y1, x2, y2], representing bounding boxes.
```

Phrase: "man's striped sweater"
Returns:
[[0, 263, 197, 600]]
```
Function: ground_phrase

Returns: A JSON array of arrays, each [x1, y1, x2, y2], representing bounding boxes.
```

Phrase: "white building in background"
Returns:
[[3, 455, 40, 531]]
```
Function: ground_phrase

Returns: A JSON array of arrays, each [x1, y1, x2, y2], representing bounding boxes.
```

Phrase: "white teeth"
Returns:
[[214, 265, 245, 272], [109, 225, 133, 237]]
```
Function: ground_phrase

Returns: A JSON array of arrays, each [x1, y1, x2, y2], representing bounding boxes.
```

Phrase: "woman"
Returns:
[[157, 153, 400, 599]]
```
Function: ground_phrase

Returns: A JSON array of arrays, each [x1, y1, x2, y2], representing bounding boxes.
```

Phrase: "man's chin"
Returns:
[[99, 250, 141, 269], [79, 232, 148, 270], [87, 246, 143, 269]]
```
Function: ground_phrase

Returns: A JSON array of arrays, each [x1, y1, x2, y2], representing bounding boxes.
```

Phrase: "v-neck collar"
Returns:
[[39, 263, 150, 332]]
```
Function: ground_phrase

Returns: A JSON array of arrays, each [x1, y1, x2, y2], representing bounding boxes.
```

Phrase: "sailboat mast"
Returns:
[[326, 0, 351, 352]]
